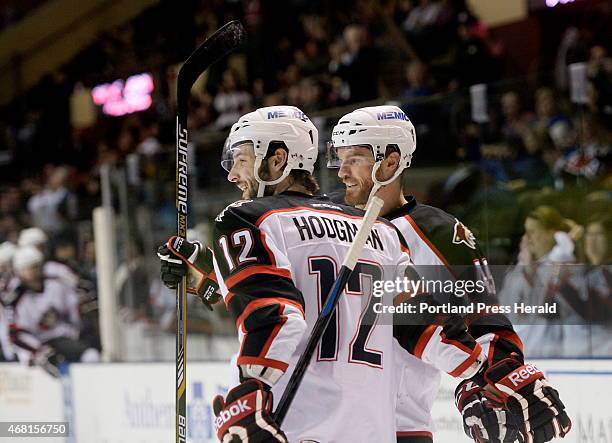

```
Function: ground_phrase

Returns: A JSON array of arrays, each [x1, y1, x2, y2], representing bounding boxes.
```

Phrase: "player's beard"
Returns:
[[239, 162, 277, 199], [239, 177, 259, 199], [344, 176, 374, 207], [255, 162, 278, 197]]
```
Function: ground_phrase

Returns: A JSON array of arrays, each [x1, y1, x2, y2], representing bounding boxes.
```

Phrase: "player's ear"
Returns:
[[270, 147, 288, 173], [377, 151, 400, 181]]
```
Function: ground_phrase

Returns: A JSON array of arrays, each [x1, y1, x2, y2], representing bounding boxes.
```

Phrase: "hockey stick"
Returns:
[[273, 196, 385, 424], [174, 20, 245, 443]]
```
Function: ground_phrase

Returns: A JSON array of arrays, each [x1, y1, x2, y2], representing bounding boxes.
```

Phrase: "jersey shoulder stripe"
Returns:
[[387, 197, 483, 266]]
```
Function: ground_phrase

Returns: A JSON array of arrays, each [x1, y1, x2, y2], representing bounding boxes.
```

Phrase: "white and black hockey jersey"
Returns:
[[385, 196, 523, 442], [2, 278, 80, 344], [213, 191, 412, 443], [328, 192, 522, 441]]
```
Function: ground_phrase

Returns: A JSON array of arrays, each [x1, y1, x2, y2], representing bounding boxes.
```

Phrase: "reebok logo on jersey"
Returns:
[[452, 219, 476, 250], [376, 111, 409, 121], [214, 398, 253, 430], [507, 363, 542, 387]]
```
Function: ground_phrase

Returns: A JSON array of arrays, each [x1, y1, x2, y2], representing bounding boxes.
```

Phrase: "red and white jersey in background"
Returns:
[[2, 278, 80, 344], [44, 260, 79, 289]]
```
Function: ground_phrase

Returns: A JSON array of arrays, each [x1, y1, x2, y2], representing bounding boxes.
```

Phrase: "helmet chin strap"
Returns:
[[359, 161, 405, 209], [254, 156, 294, 198]]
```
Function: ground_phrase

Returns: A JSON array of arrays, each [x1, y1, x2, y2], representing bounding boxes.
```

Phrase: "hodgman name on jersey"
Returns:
[[292, 214, 384, 251]]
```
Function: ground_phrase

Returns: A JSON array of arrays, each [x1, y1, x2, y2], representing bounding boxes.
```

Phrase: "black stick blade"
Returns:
[[177, 20, 247, 110]]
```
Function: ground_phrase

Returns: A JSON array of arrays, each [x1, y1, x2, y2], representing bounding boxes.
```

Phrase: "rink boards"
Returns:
[[0, 359, 611, 443]]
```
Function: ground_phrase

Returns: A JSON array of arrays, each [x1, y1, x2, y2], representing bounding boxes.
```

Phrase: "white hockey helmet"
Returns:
[[0, 241, 16, 266], [13, 246, 44, 272], [328, 105, 416, 204], [221, 105, 318, 197], [18, 227, 48, 247]]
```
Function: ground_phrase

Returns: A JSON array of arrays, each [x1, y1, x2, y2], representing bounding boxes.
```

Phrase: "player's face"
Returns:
[[18, 264, 43, 292], [226, 143, 259, 199], [336, 146, 375, 206]]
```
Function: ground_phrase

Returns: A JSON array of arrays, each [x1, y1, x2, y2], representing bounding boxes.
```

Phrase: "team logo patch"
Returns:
[[215, 199, 253, 222], [452, 219, 476, 250]]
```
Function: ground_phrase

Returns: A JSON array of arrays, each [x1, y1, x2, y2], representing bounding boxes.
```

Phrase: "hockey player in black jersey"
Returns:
[[327, 105, 571, 443], [158, 105, 489, 442]]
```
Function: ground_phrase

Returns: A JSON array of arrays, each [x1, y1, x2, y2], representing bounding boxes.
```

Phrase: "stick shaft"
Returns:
[[172, 22, 246, 443], [175, 116, 189, 443]]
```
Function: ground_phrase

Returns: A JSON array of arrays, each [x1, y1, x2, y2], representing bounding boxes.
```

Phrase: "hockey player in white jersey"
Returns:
[[327, 105, 571, 443], [18, 227, 79, 289], [1, 246, 99, 363], [158, 105, 485, 442]]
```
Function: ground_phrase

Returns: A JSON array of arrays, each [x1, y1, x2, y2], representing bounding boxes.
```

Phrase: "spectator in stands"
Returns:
[[295, 40, 328, 77], [27, 165, 78, 236], [0, 185, 26, 243], [513, 127, 555, 189], [452, 11, 499, 87], [402, 0, 443, 57], [548, 118, 607, 185], [500, 91, 534, 145], [587, 45, 612, 126], [499, 206, 576, 357], [552, 214, 612, 355], [584, 215, 612, 266], [533, 87, 568, 136], [579, 215, 612, 354], [402, 60, 434, 100], [330, 24, 379, 103], [136, 119, 161, 157], [297, 78, 324, 113], [213, 68, 251, 130]]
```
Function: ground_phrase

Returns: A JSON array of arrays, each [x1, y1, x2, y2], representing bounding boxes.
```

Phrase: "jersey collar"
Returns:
[[279, 190, 314, 198], [384, 195, 417, 220]]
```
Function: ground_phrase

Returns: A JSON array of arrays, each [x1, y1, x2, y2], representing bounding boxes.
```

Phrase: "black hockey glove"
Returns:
[[157, 236, 220, 309], [482, 356, 572, 443], [455, 379, 523, 443], [213, 379, 287, 443]]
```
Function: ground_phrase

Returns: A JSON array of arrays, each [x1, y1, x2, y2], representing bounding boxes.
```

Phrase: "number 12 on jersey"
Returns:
[[308, 256, 384, 368]]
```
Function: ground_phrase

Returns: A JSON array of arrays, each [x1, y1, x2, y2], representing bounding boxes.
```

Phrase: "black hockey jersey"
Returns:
[[384, 196, 523, 363]]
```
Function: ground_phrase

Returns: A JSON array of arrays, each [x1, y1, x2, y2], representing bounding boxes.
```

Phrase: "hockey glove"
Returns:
[[213, 379, 287, 443], [483, 356, 571, 443], [455, 379, 523, 443], [157, 236, 220, 309]]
